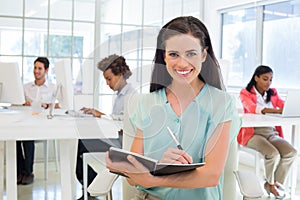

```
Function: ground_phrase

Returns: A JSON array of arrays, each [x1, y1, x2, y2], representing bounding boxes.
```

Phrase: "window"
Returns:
[[0, 0, 96, 95], [0, 0, 204, 112], [221, 0, 300, 90], [221, 8, 256, 87], [262, 1, 300, 89], [0, 18, 23, 56]]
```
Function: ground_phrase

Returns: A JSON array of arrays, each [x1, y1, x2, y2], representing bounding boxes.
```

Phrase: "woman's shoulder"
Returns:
[[240, 87, 252, 93], [201, 85, 234, 110], [240, 88, 248, 93], [203, 85, 239, 121], [205, 85, 232, 100], [136, 89, 165, 105], [269, 87, 278, 93], [143, 89, 164, 100], [240, 87, 256, 97]]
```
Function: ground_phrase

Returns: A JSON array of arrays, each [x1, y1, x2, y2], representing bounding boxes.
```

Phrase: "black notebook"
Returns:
[[108, 147, 205, 176]]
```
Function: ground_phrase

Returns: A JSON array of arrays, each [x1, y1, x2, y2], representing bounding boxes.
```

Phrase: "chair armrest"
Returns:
[[87, 169, 119, 197]]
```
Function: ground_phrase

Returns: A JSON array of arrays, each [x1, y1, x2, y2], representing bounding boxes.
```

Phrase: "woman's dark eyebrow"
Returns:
[[186, 49, 198, 53], [166, 50, 178, 53], [186, 49, 197, 52]]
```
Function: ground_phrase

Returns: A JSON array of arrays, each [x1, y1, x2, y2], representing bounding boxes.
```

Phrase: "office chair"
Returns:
[[83, 152, 118, 200]]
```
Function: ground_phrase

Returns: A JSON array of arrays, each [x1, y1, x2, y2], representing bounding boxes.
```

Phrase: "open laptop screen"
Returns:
[[266, 90, 300, 118], [281, 90, 300, 117]]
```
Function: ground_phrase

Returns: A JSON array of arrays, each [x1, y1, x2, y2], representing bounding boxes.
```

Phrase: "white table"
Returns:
[[0, 107, 121, 200], [241, 113, 300, 198]]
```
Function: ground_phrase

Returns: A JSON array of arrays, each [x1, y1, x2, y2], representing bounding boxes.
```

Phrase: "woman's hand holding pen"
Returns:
[[165, 127, 192, 164], [160, 148, 193, 164]]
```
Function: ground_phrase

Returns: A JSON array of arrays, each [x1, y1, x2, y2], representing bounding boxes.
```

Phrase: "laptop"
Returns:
[[266, 90, 300, 118]]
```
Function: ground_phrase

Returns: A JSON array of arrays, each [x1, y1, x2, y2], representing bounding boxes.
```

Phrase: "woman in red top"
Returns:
[[238, 65, 297, 199]]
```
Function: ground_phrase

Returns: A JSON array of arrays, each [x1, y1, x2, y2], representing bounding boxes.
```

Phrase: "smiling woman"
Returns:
[[164, 34, 206, 84], [106, 16, 240, 200]]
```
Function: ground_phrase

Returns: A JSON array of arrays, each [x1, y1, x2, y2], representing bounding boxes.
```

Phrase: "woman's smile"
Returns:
[[176, 69, 193, 76]]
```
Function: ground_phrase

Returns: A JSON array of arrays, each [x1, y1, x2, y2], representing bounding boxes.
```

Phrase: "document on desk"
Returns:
[[75, 117, 121, 139]]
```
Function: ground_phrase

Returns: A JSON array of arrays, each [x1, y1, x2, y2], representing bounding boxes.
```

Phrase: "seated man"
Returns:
[[75, 54, 136, 200], [18, 57, 57, 185]]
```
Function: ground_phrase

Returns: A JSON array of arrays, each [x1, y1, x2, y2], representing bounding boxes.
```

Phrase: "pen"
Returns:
[[167, 126, 183, 150]]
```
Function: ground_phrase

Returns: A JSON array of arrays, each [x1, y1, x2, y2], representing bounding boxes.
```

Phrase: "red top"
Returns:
[[237, 87, 285, 146]]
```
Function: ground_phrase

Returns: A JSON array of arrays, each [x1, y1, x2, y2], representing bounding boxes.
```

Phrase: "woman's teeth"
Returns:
[[177, 70, 191, 75]]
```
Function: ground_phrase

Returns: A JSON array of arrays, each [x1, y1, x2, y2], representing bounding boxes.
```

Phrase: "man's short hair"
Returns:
[[97, 54, 132, 80], [34, 57, 50, 70]]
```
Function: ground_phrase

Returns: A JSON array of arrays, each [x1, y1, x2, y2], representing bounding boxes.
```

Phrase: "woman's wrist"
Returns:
[[147, 176, 162, 188]]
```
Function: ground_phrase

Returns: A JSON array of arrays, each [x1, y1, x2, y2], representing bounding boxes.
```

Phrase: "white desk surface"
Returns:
[[0, 106, 121, 200], [241, 113, 300, 128], [0, 107, 120, 140]]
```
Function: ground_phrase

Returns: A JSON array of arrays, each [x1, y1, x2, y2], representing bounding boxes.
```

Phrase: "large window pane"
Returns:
[[49, 21, 72, 57], [142, 27, 159, 60], [183, 0, 201, 16], [144, 0, 163, 25], [122, 26, 142, 58], [163, 0, 182, 23], [123, 0, 142, 24], [100, 0, 122, 23], [142, 27, 159, 49], [24, 19, 48, 56], [0, 0, 205, 101], [263, 2, 300, 89], [74, 22, 95, 58], [0, 18, 23, 55], [25, 0, 48, 18], [0, 0, 97, 96], [74, 0, 95, 21], [99, 24, 122, 55], [0, 0, 23, 16], [221, 8, 256, 87], [50, 0, 72, 20]]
